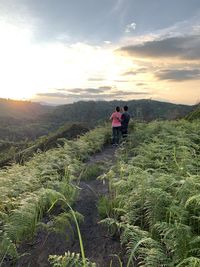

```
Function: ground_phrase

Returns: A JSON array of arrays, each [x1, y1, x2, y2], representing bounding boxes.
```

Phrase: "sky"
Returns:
[[0, 0, 200, 105]]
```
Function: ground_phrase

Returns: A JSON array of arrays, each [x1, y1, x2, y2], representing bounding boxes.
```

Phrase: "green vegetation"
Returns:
[[79, 162, 105, 181], [98, 196, 121, 221], [0, 98, 195, 167], [0, 98, 54, 119], [186, 104, 200, 121], [0, 123, 88, 167], [49, 251, 96, 267], [0, 98, 194, 143], [100, 120, 200, 266], [48, 99, 194, 126], [0, 98, 199, 266], [0, 125, 110, 263]]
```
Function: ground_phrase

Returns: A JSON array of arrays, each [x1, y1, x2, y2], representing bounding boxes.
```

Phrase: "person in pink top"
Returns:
[[110, 106, 122, 146]]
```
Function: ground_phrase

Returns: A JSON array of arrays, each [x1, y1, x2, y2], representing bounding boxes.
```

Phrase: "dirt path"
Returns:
[[12, 146, 125, 267]]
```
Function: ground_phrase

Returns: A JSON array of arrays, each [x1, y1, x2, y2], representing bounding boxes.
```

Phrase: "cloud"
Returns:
[[98, 86, 112, 91], [57, 86, 112, 93], [58, 88, 107, 94], [62, 88, 83, 94], [104, 40, 111, 44], [155, 68, 200, 81], [136, 83, 146, 86], [36, 87, 150, 101], [118, 35, 200, 60], [88, 77, 105, 82], [1, 0, 128, 43], [125, 22, 136, 33], [37, 92, 67, 98], [114, 79, 132, 82], [112, 90, 149, 96], [83, 88, 106, 93], [122, 71, 137, 76], [122, 67, 148, 76]]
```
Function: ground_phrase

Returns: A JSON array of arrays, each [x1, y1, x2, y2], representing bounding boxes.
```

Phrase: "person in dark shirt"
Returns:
[[121, 105, 130, 138]]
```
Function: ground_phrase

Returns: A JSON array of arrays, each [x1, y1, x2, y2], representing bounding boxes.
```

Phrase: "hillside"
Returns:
[[0, 98, 54, 119], [0, 123, 89, 167], [0, 98, 195, 166], [186, 105, 200, 121], [44, 99, 194, 126], [0, 99, 194, 144], [0, 99, 55, 142], [0, 120, 200, 266]]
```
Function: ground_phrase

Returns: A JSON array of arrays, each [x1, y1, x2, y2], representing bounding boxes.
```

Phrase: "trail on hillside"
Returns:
[[12, 146, 125, 267]]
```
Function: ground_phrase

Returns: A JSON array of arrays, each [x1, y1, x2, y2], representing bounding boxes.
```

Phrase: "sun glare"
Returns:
[[0, 21, 135, 101]]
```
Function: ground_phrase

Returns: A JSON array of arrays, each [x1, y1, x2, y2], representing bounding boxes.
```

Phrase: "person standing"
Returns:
[[110, 106, 122, 146], [121, 105, 130, 138]]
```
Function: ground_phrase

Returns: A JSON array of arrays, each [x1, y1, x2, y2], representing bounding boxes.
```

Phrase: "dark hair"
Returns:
[[124, 105, 128, 111], [116, 106, 120, 112]]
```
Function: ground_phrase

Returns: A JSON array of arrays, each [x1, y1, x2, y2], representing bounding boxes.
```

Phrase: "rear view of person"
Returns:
[[110, 106, 122, 146], [121, 105, 130, 138]]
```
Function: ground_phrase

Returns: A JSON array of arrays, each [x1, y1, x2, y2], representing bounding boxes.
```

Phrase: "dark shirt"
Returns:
[[121, 111, 130, 128]]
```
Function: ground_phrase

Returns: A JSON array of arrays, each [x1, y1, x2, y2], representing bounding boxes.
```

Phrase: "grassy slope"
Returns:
[[0, 123, 89, 167], [100, 120, 200, 266], [0, 125, 111, 263], [1, 119, 199, 266], [186, 105, 200, 121]]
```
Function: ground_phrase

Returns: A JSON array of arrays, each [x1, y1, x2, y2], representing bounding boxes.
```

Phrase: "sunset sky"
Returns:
[[0, 0, 200, 105]]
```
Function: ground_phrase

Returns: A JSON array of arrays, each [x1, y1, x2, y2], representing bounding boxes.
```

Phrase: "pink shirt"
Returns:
[[110, 112, 122, 127]]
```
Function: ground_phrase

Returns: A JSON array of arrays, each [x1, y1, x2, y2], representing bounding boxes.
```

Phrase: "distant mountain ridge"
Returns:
[[43, 99, 195, 125], [0, 98, 195, 142], [0, 98, 54, 119], [0, 98, 195, 121], [0, 98, 196, 166]]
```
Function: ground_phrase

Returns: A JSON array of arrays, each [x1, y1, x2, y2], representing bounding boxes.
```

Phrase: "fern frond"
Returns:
[[0, 232, 18, 262], [49, 251, 96, 267], [185, 194, 200, 208], [176, 257, 200, 267]]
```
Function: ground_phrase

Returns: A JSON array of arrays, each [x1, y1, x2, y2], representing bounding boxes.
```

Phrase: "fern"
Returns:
[[120, 224, 167, 267], [0, 125, 111, 263], [154, 222, 192, 263], [185, 194, 200, 209], [0, 232, 18, 263], [99, 120, 200, 266], [49, 251, 96, 267], [176, 257, 200, 267]]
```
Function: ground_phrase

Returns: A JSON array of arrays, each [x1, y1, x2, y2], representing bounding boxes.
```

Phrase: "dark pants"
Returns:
[[121, 126, 128, 138], [112, 127, 121, 145]]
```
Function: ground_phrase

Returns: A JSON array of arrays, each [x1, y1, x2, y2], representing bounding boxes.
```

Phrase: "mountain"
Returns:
[[41, 99, 195, 126], [0, 98, 54, 119], [0, 98, 195, 143], [0, 98, 195, 167], [0, 98, 55, 142]]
